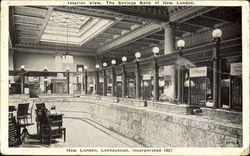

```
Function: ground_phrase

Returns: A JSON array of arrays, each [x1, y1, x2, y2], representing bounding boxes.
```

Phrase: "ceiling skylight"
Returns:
[[40, 11, 114, 45]]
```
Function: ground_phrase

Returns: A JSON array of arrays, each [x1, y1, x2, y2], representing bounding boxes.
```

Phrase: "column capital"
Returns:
[[162, 22, 177, 29]]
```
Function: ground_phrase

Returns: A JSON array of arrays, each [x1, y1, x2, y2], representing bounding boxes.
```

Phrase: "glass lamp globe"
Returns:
[[78, 67, 83, 72], [95, 64, 100, 69], [122, 56, 127, 62], [177, 40, 185, 48], [103, 62, 107, 67], [66, 66, 70, 71], [111, 60, 116, 65], [84, 66, 88, 70], [212, 28, 222, 38], [20, 65, 25, 70], [135, 52, 141, 58], [152, 47, 160, 54]]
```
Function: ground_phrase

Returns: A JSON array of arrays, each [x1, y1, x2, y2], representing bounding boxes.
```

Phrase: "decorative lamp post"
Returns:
[[95, 64, 100, 95], [102, 62, 108, 96], [44, 66, 48, 93], [122, 56, 127, 98], [212, 28, 222, 108], [152, 46, 160, 56], [122, 56, 127, 62], [135, 52, 141, 99], [66, 67, 70, 94], [152, 47, 160, 101], [111, 60, 116, 96], [177, 39, 185, 104], [84, 66, 88, 94], [20, 65, 26, 94]]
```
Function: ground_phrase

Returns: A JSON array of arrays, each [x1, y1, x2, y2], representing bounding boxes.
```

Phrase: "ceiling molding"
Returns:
[[11, 47, 96, 57], [14, 42, 96, 54], [170, 6, 218, 23], [79, 6, 168, 24], [97, 23, 163, 54], [36, 7, 54, 43]]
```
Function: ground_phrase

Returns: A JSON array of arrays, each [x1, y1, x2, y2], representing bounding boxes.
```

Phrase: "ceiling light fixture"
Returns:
[[62, 15, 74, 64]]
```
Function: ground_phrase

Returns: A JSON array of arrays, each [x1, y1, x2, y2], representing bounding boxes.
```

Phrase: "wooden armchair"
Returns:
[[17, 103, 34, 140], [17, 103, 30, 124], [36, 108, 66, 144], [35, 103, 48, 135]]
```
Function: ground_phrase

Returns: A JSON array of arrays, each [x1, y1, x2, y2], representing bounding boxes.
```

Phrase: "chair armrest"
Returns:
[[50, 120, 62, 124]]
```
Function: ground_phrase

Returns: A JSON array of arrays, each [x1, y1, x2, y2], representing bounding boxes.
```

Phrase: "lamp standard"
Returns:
[[177, 39, 185, 104], [152, 47, 160, 101], [102, 62, 107, 96], [95, 64, 100, 95], [121, 56, 127, 98], [44, 66, 48, 94], [65, 67, 70, 94], [20, 65, 26, 94], [111, 60, 116, 96], [212, 28, 222, 108], [84, 66, 88, 94], [135, 52, 141, 99]]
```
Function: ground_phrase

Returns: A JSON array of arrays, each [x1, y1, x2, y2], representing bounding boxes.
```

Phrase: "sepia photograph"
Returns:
[[1, 0, 249, 155]]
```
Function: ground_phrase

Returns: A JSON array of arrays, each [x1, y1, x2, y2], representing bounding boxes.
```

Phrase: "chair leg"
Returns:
[[40, 132, 43, 143], [49, 134, 52, 145], [64, 129, 66, 142]]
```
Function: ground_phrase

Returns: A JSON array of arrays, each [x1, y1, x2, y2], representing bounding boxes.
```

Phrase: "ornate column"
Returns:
[[163, 23, 176, 100]]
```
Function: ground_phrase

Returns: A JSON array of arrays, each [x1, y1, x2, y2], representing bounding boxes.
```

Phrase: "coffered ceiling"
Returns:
[[9, 6, 241, 60]]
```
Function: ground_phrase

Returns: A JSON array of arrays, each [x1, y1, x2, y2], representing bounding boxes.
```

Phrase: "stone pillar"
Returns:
[[153, 57, 159, 101], [163, 23, 176, 101], [84, 70, 88, 94], [111, 66, 116, 96], [122, 64, 127, 98], [135, 61, 141, 99], [95, 70, 99, 95], [103, 69, 107, 96], [212, 39, 221, 108]]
